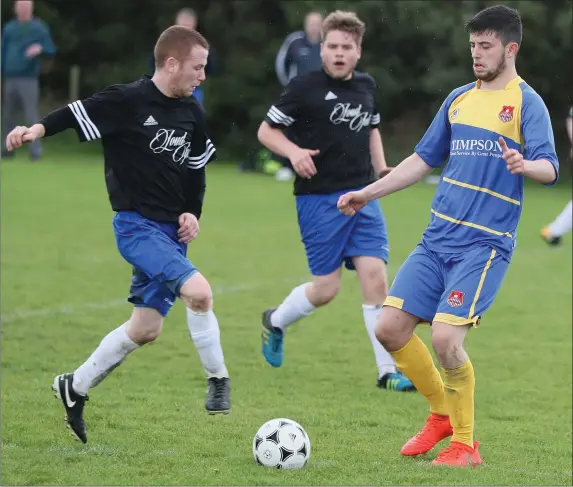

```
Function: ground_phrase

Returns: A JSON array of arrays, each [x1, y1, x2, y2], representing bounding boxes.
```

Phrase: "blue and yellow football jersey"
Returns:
[[415, 76, 559, 261]]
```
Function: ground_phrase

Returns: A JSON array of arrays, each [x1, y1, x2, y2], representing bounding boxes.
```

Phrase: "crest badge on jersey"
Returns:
[[450, 108, 460, 121], [447, 290, 465, 308], [498, 105, 514, 123]]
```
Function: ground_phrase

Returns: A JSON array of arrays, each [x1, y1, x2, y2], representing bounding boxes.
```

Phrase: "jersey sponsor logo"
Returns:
[[149, 129, 192, 164], [329, 102, 372, 132], [450, 138, 503, 158], [498, 105, 515, 123], [446, 290, 464, 307]]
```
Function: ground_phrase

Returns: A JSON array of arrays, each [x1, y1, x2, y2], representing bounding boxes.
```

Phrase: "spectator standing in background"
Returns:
[[275, 11, 323, 87], [2, 0, 56, 161], [259, 11, 324, 180], [148, 7, 217, 108]]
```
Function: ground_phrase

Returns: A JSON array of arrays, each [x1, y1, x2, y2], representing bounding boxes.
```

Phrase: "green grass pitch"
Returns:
[[1, 146, 571, 485]]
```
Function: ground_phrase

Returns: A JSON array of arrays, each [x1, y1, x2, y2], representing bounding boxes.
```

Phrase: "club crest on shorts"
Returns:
[[498, 105, 514, 123], [447, 290, 465, 307]]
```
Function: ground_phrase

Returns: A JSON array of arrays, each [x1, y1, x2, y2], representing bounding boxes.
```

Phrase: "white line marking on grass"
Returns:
[[0, 277, 307, 324]]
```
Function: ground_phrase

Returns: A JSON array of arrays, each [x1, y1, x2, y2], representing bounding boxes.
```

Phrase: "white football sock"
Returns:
[[187, 309, 228, 378], [72, 322, 140, 396], [549, 200, 572, 237], [270, 283, 316, 331], [362, 304, 396, 378]]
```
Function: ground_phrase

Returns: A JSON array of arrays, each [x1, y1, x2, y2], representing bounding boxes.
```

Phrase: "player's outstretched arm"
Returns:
[[257, 121, 318, 179], [6, 85, 124, 152], [363, 152, 432, 200], [337, 152, 432, 215]]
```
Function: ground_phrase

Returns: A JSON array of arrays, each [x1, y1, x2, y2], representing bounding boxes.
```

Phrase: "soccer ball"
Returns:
[[252, 418, 311, 469]]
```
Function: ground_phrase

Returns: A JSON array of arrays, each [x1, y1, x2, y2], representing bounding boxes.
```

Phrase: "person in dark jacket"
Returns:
[[261, 12, 323, 180]]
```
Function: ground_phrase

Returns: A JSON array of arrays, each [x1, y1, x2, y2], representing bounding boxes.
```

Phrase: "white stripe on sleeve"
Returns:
[[68, 101, 101, 140], [188, 139, 216, 169]]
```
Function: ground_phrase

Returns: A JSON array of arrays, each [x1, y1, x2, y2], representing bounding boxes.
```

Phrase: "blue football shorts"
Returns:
[[295, 187, 389, 276], [113, 211, 198, 317]]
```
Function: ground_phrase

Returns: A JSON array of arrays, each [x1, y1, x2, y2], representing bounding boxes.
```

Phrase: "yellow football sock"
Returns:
[[390, 334, 448, 416], [443, 360, 475, 448]]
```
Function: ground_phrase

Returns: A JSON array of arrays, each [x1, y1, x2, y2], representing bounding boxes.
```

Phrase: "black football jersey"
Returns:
[[265, 69, 381, 194], [56, 76, 215, 221]]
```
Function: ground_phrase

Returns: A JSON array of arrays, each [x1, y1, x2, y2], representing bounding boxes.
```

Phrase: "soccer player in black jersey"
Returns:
[[6, 26, 230, 443], [257, 11, 414, 392]]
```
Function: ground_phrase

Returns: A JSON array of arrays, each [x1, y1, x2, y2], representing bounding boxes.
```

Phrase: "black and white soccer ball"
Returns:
[[252, 418, 311, 469]]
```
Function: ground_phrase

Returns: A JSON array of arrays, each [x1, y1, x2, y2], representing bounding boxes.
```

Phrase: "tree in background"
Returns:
[[3, 0, 570, 163]]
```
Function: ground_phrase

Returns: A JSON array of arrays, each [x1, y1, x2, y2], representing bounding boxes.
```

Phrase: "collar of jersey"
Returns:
[[474, 75, 523, 92]]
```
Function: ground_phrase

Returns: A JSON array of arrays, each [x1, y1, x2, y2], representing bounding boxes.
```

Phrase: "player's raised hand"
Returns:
[[5, 124, 45, 152], [288, 147, 319, 179], [499, 136, 525, 175], [178, 212, 199, 243], [337, 190, 368, 216]]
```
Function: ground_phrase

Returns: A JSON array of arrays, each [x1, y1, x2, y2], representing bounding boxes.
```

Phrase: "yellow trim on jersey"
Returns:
[[449, 76, 523, 144], [468, 249, 497, 319], [434, 313, 479, 327], [384, 296, 404, 309], [443, 177, 521, 206], [431, 209, 513, 238]]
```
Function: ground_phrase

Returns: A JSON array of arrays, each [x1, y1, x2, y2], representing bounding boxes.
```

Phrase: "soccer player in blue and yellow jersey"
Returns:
[[338, 5, 558, 467]]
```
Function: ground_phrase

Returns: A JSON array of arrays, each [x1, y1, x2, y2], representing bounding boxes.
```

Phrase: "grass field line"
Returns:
[[0, 276, 308, 324], [1, 263, 403, 325]]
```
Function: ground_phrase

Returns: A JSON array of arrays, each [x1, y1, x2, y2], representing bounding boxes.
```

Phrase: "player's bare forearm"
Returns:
[[369, 128, 387, 174], [257, 121, 300, 159], [362, 152, 433, 201], [566, 117, 572, 144], [523, 159, 558, 184]]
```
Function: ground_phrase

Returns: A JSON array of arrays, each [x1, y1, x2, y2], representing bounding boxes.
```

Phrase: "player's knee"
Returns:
[[310, 276, 340, 306], [356, 259, 389, 303], [375, 316, 395, 349], [431, 327, 459, 361], [127, 308, 164, 344], [375, 307, 414, 352], [179, 272, 213, 312]]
